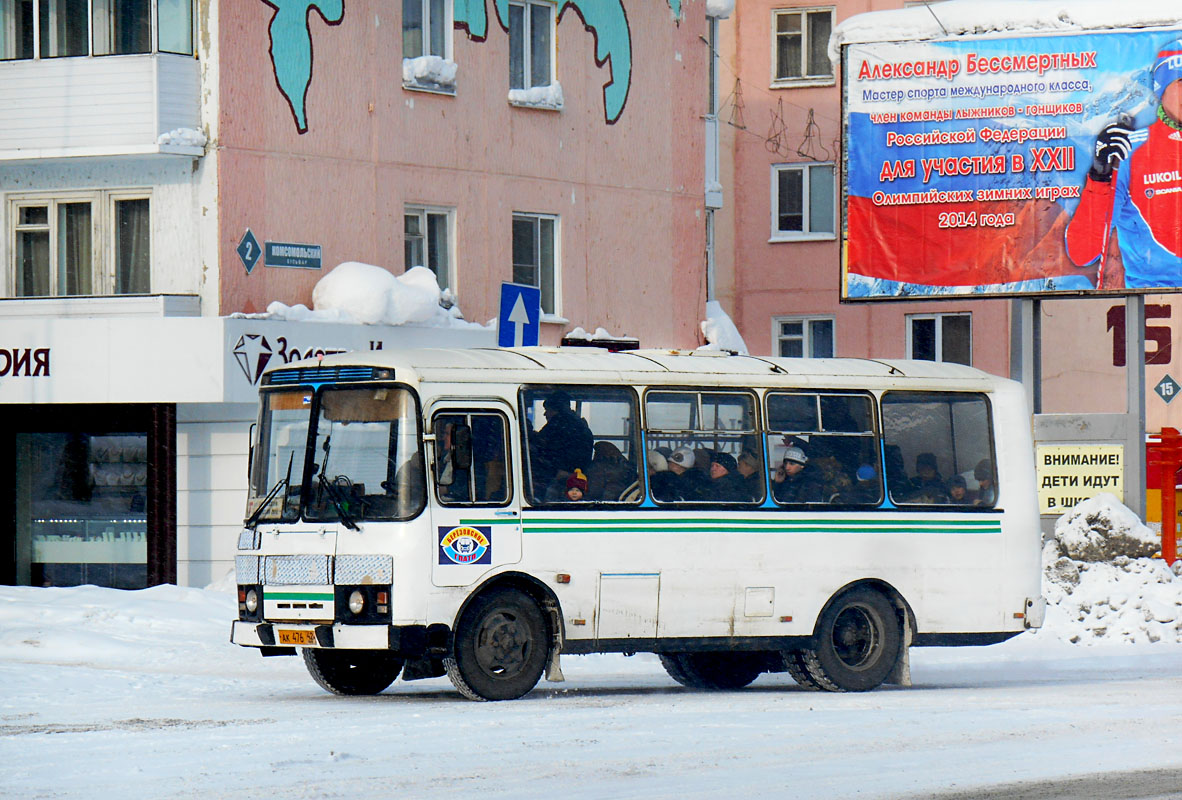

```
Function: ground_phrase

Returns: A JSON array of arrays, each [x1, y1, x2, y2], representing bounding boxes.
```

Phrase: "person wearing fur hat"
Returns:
[[706, 451, 749, 502], [1067, 38, 1182, 288], [736, 450, 765, 502]]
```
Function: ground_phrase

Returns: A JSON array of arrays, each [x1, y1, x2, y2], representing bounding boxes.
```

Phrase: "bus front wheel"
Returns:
[[445, 588, 549, 701], [802, 588, 901, 692], [302, 648, 404, 695], [659, 652, 764, 690]]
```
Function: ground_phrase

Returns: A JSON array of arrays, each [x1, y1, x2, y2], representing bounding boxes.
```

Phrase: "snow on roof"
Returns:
[[831, 0, 1182, 60]]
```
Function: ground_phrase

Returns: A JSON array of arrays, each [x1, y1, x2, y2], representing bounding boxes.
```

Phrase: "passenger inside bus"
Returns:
[[647, 449, 680, 501], [736, 450, 764, 502], [564, 469, 589, 501], [586, 441, 632, 501], [706, 452, 748, 502], [771, 447, 824, 503], [529, 390, 594, 498]]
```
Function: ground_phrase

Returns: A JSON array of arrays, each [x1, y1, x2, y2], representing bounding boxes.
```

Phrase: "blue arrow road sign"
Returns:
[[237, 229, 261, 274], [498, 282, 541, 347]]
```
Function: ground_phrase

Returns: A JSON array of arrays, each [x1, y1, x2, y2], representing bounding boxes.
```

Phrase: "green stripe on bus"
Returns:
[[264, 591, 335, 600], [523, 516, 998, 526]]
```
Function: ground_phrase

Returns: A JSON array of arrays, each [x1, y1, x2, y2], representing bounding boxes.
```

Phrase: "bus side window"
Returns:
[[519, 385, 642, 506], [880, 391, 996, 508], [644, 390, 763, 505]]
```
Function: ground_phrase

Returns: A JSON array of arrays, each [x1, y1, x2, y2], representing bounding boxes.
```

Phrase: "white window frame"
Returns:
[[402, 0, 452, 60], [4, 0, 196, 60], [772, 315, 835, 358], [511, 211, 561, 320], [6, 189, 151, 298], [508, 0, 556, 91], [770, 7, 835, 88], [770, 162, 836, 242], [401, 0, 457, 94], [906, 313, 973, 365], [404, 204, 456, 293]]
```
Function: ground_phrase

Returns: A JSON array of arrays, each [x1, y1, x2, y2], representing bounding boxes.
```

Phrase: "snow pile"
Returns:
[[830, 0, 1182, 60], [1042, 494, 1182, 645], [705, 0, 734, 18], [238, 262, 489, 330], [402, 55, 458, 89], [156, 127, 207, 147], [697, 300, 749, 354], [564, 326, 637, 343], [508, 81, 564, 110]]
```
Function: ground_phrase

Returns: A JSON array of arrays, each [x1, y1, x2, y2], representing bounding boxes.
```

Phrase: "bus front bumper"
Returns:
[[231, 620, 427, 651]]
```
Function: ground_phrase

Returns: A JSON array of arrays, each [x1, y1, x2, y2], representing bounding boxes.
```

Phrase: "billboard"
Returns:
[[842, 28, 1182, 300]]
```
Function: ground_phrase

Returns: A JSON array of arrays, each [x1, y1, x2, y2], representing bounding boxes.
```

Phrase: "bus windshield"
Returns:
[[247, 385, 424, 524]]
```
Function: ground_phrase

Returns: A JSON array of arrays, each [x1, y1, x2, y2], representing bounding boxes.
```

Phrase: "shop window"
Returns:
[[908, 313, 972, 365], [16, 432, 149, 588], [772, 163, 835, 239], [512, 212, 558, 316], [508, 0, 553, 91], [772, 7, 833, 86], [0, 0, 192, 59], [8, 192, 150, 298], [404, 206, 454, 292], [774, 316, 834, 357]]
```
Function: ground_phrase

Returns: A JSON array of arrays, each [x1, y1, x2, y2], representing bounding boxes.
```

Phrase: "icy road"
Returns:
[[2, 584, 1181, 799]]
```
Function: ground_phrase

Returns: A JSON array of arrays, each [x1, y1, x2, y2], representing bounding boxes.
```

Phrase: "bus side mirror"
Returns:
[[248, 422, 256, 478], [453, 424, 473, 471]]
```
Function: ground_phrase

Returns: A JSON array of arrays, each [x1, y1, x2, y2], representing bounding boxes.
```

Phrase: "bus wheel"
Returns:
[[302, 648, 404, 695], [658, 652, 763, 690], [802, 588, 901, 692], [782, 650, 822, 691], [444, 588, 548, 701]]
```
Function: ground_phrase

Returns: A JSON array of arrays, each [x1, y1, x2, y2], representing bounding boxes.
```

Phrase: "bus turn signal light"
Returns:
[[556, 573, 571, 584]]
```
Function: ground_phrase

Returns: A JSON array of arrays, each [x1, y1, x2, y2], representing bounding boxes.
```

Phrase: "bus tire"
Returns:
[[658, 652, 763, 690], [782, 650, 823, 691], [444, 588, 548, 701], [302, 648, 404, 696], [802, 588, 901, 692]]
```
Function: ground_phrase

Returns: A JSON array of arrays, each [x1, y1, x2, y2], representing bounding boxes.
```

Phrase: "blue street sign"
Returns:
[[498, 282, 541, 348], [265, 241, 322, 270], [236, 229, 261, 274], [1155, 374, 1180, 404]]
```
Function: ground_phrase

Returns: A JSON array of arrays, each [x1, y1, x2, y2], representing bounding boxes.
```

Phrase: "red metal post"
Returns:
[[1149, 428, 1179, 566]]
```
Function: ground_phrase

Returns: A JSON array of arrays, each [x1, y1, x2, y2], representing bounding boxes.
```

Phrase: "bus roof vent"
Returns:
[[265, 366, 378, 385]]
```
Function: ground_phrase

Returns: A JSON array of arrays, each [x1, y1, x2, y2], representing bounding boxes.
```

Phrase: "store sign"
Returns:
[[842, 27, 1182, 299], [265, 241, 322, 270], [1036, 444, 1124, 515], [0, 347, 50, 377]]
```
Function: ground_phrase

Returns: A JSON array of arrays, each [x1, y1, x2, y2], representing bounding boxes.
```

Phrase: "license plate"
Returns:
[[278, 629, 317, 646]]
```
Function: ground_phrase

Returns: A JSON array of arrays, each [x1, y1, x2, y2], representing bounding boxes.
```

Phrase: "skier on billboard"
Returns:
[[1066, 39, 1182, 288]]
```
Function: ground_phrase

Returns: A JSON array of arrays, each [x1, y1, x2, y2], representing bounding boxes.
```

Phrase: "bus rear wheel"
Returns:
[[659, 652, 764, 690], [801, 588, 901, 692], [445, 588, 548, 701], [302, 648, 404, 695]]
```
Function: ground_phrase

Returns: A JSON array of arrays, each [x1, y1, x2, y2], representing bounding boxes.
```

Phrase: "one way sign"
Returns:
[[497, 282, 541, 347]]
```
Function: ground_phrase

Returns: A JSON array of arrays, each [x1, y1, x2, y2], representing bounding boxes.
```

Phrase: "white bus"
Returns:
[[231, 347, 1045, 701]]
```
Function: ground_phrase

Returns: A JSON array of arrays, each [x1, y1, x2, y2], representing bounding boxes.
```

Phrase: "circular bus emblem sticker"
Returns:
[[439, 526, 491, 565]]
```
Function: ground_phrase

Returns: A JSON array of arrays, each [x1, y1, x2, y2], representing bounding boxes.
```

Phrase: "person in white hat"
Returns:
[[665, 446, 707, 501], [771, 446, 824, 503]]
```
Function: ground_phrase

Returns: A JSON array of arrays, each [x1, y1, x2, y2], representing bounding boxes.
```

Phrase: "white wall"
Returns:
[[176, 403, 255, 587]]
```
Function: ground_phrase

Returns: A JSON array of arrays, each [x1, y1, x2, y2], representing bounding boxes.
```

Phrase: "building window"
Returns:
[[0, 0, 193, 60], [774, 316, 834, 358], [772, 7, 834, 86], [404, 205, 454, 292], [509, 0, 553, 90], [512, 213, 558, 316], [908, 313, 972, 365], [8, 192, 150, 297], [402, 0, 450, 60], [772, 163, 835, 239]]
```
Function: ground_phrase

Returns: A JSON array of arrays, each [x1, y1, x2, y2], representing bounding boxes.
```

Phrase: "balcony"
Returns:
[[0, 53, 202, 162]]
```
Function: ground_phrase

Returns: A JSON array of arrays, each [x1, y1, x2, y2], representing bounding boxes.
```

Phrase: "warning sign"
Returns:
[[1036, 444, 1124, 516]]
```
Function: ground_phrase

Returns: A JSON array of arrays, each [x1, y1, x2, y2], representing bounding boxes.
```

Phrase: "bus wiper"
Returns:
[[317, 436, 360, 531], [244, 452, 295, 530]]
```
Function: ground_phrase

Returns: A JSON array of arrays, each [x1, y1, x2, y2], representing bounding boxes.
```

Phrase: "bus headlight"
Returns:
[[348, 590, 365, 615], [245, 588, 259, 613]]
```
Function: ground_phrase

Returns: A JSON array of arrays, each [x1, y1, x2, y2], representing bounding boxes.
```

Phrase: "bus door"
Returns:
[[428, 402, 521, 587]]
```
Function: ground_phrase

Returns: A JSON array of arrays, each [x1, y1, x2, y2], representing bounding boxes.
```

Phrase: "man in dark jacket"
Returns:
[[706, 451, 750, 502], [530, 390, 593, 498], [771, 446, 824, 503]]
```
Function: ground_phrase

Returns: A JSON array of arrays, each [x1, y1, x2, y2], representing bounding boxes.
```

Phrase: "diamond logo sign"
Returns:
[[237, 229, 261, 274], [233, 334, 272, 385], [1155, 374, 1180, 404]]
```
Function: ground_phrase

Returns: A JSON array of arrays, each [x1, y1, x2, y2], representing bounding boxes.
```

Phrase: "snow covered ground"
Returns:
[[3, 501, 1181, 799]]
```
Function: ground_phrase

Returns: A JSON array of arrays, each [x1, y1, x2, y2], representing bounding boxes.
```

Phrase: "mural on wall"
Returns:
[[259, 0, 345, 134], [260, 0, 683, 133]]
